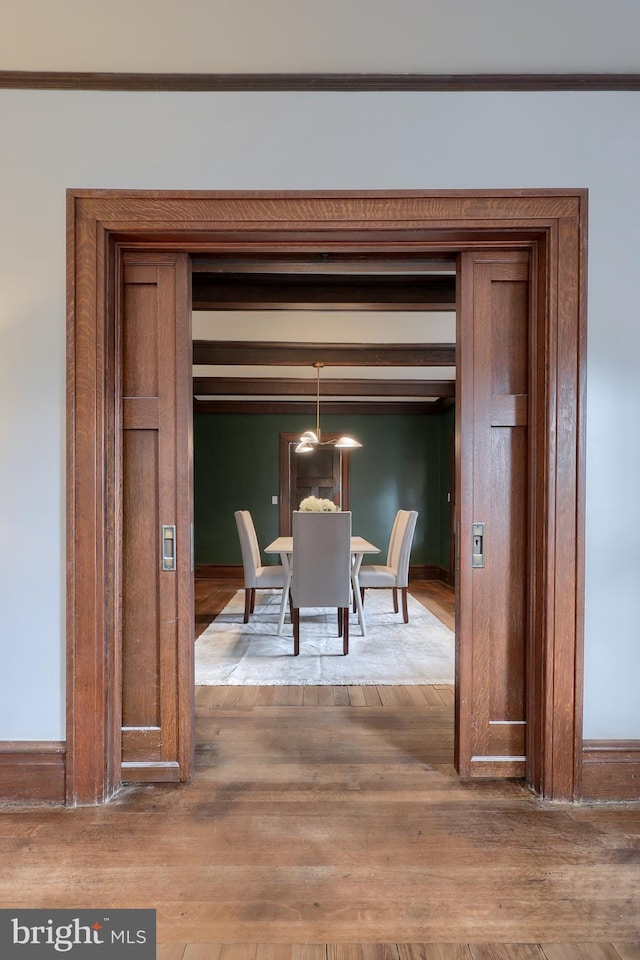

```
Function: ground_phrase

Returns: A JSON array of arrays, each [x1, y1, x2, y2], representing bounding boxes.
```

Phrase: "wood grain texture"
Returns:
[[3, 690, 639, 949], [580, 741, 640, 801], [457, 253, 529, 773], [0, 743, 65, 804], [120, 254, 194, 781], [192, 273, 455, 310], [157, 946, 640, 960], [66, 189, 587, 803], [192, 341, 456, 368], [3, 71, 640, 92], [66, 200, 115, 804]]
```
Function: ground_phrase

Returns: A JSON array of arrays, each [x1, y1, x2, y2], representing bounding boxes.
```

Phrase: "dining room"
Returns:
[[190, 255, 457, 694]]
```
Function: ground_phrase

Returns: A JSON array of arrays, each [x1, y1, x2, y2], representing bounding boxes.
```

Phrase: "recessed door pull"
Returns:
[[472, 522, 485, 568], [162, 524, 176, 571]]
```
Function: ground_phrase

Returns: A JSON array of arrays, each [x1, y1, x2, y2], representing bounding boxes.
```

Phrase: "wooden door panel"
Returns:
[[457, 252, 530, 778], [294, 446, 342, 505], [122, 429, 160, 728], [120, 253, 194, 783], [279, 434, 350, 534]]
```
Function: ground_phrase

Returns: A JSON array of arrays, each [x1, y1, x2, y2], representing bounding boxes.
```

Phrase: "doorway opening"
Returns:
[[190, 257, 457, 708]]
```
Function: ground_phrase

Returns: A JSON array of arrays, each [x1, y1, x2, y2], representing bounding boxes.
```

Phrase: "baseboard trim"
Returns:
[[121, 761, 181, 783], [409, 564, 447, 581], [195, 563, 243, 579], [0, 741, 66, 804], [2, 738, 636, 804], [580, 740, 640, 800]]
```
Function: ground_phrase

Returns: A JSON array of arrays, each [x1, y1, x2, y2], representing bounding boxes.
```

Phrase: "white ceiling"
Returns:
[[193, 310, 456, 344], [3, 0, 640, 74]]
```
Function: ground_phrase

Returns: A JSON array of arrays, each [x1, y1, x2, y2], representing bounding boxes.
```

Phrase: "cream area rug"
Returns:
[[195, 589, 454, 685]]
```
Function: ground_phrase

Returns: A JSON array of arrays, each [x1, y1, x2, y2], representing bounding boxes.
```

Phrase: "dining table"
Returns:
[[264, 535, 380, 637]]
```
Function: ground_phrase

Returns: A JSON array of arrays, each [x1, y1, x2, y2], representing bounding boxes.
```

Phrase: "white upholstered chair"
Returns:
[[234, 510, 288, 624], [291, 510, 352, 657], [357, 509, 418, 623]]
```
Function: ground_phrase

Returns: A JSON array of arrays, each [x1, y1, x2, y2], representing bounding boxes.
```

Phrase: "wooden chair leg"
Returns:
[[293, 608, 300, 656], [288, 590, 293, 619], [243, 588, 252, 623], [250, 588, 256, 613], [392, 587, 399, 614], [342, 608, 349, 655], [401, 586, 409, 623], [338, 608, 343, 636]]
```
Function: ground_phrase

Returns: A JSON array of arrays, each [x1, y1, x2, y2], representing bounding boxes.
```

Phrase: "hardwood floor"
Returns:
[[156, 946, 640, 960], [1, 581, 638, 955], [2, 682, 639, 952], [195, 576, 243, 639]]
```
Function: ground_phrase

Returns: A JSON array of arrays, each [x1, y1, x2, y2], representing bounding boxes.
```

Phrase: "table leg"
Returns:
[[351, 553, 367, 636], [277, 553, 292, 636]]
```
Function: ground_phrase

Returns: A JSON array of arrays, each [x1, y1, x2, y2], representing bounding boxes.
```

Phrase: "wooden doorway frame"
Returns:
[[66, 189, 586, 805]]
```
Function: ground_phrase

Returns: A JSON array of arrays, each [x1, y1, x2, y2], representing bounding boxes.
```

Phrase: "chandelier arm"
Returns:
[[295, 360, 361, 453]]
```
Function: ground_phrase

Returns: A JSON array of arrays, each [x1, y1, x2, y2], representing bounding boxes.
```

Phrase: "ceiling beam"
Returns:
[[192, 273, 456, 310], [193, 376, 455, 398], [193, 340, 456, 367], [191, 254, 456, 274]]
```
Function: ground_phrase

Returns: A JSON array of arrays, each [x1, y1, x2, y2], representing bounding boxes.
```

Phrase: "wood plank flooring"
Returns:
[[157, 946, 640, 960], [2, 683, 639, 952], [2, 581, 638, 956]]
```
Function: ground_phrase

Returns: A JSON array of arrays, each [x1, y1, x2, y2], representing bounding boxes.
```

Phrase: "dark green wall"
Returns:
[[438, 403, 455, 575], [194, 411, 451, 568]]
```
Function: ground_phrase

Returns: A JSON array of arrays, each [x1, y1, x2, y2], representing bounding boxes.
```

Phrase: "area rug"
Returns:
[[195, 589, 454, 685]]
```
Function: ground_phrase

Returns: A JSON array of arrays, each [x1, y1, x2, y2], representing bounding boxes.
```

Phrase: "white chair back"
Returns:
[[385, 509, 403, 566], [292, 511, 352, 609], [387, 510, 418, 588], [234, 510, 261, 587]]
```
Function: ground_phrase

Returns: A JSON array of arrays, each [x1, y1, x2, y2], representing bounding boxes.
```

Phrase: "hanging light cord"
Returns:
[[314, 361, 323, 441]]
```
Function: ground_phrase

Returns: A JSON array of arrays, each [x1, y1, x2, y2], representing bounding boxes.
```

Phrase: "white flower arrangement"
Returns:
[[299, 496, 338, 512]]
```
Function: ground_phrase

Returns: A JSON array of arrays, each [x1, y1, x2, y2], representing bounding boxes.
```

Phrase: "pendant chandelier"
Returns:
[[295, 362, 363, 454]]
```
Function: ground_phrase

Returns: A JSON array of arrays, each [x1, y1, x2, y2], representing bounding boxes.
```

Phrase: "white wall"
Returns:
[[3, 0, 640, 73], [1, 89, 639, 740]]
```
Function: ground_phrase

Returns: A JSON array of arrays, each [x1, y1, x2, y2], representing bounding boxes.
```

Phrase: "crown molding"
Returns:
[[2, 71, 640, 92]]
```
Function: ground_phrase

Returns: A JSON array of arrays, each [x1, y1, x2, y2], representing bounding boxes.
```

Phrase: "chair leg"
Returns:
[[243, 588, 252, 623], [338, 608, 343, 636], [392, 587, 399, 614], [401, 586, 409, 623], [293, 608, 300, 656], [342, 608, 349, 655], [250, 588, 256, 613]]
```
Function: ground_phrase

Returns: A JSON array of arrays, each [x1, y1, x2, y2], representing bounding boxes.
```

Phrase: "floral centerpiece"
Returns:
[[299, 496, 338, 512]]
